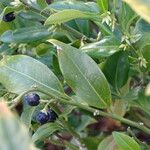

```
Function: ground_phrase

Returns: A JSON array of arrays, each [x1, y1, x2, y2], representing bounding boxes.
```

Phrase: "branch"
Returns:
[[9, 87, 150, 135]]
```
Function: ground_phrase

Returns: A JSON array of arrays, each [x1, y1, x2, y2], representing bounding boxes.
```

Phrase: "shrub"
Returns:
[[0, 0, 150, 150]]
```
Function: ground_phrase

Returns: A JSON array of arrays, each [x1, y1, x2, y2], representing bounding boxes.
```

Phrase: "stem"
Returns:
[[48, 103, 85, 146], [10, 87, 150, 134], [19, 0, 93, 42], [9, 90, 31, 109], [127, 127, 141, 143], [127, 127, 150, 149], [41, 99, 85, 147], [60, 99, 150, 135]]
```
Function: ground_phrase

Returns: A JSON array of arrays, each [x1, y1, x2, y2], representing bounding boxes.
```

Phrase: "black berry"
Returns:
[[36, 111, 49, 124], [24, 93, 40, 106], [47, 109, 58, 122], [3, 12, 16, 22]]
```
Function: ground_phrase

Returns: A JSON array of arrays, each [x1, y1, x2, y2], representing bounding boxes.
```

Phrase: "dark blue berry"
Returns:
[[24, 93, 40, 106], [3, 12, 15, 22], [47, 109, 58, 122], [36, 111, 49, 124]]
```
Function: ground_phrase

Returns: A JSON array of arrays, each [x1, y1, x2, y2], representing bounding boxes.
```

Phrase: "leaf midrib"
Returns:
[[3, 64, 63, 97], [62, 49, 107, 107]]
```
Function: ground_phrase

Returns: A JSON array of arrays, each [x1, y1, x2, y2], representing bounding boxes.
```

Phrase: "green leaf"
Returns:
[[98, 136, 121, 150], [118, 2, 137, 32], [124, 0, 150, 23], [0, 26, 52, 43], [84, 136, 104, 150], [0, 102, 37, 150], [131, 90, 150, 116], [46, 0, 97, 36], [50, 39, 111, 109], [24, 0, 46, 11], [32, 123, 61, 142], [37, 0, 48, 9], [142, 44, 150, 70], [102, 51, 130, 89], [46, 1, 99, 13], [96, 0, 108, 12], [0, 55, 64, 99], [59, 105, 76, 119], [76, 115, 96, 132], [0, 43, 15, 55], [122, 87, 140, 101], [0, 21, 12, 36], [134, 19, 150, 48], [81, 36, 120, 58], [44, 9, 99, 25], [112, 132, 141, 150], [21, 105, 36, 128]]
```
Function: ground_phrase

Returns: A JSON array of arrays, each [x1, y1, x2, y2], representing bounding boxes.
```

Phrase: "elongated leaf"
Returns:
[[46, 1, 99, 13], [102, 51, 130, 89], [32, 123, 61, 142], [124, 0, 150, 23], [45, 9, 99, 25], [76, 115, 96, 132], [96, 0, 108, 12], [0, 55, 64, 99], [134, 19, 150, 48], [0, 26, 52, 43], [45, 1, 99, 35], [23, 0, 46, 10], [83, 136, 103, 150], [98, 136, 121, 150], [142, 44, 150, 70], [81, 36, 120, 58], [113, 132, 140, 150], [49, 39, 111, 109], [37, 0, 48, 9], [21, 105, 36, 128], [118, 2, 137, 31], [0, 102, 37, 150]]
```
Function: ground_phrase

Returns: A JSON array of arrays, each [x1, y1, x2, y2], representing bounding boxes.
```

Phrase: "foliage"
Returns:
[[0, 0, 150, 150]]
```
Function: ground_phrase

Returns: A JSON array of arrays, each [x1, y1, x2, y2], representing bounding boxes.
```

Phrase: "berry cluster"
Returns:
[[24, 93, 58, 124], [36, 109, 58, 124]]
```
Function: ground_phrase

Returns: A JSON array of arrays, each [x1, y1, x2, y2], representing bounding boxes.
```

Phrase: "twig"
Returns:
[[9, 87, 150, 135], [127, 127, 150, 149]]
